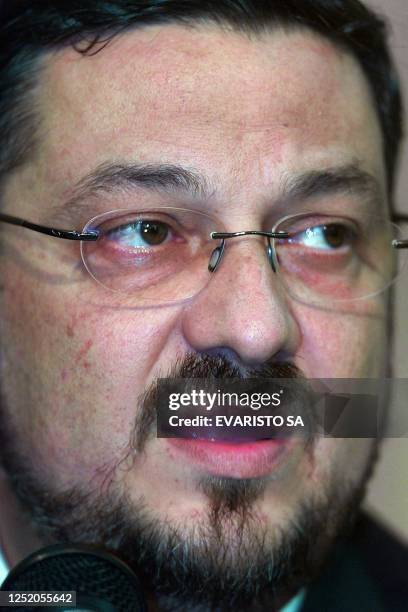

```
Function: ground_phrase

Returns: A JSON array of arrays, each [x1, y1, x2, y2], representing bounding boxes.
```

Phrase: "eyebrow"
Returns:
[[279, 163, 384, 210], [51, 160, 384, 223], [56, 162, 215, 219]]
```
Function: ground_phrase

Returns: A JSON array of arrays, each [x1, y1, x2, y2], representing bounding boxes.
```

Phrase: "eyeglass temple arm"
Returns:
[[392, 240, 408, 249], [0, 212, 98, 241], [392, 212, 408, 249]]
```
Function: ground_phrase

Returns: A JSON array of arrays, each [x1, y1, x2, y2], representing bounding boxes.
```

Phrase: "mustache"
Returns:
[[131, 353, 305, 453]]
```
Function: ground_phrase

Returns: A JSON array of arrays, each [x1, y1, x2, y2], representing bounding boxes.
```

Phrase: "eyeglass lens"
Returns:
[[80, 208, 407, 306]]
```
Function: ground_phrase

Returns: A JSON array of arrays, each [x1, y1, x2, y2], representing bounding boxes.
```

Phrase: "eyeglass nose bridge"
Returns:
[[208, 230, 289, 273]]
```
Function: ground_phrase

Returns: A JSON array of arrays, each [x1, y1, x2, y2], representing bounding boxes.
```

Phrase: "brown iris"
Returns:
[[322, 224, 349, 248], [139, 220, 169, 245]]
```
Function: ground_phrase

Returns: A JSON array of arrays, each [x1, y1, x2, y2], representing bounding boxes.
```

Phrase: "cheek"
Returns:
[[0, 270, 179, 490], [294, 303, 388, 378], [307, 437, 376, 491]]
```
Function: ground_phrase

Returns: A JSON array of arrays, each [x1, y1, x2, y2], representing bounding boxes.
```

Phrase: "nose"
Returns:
[[181, 237, 301, 366]]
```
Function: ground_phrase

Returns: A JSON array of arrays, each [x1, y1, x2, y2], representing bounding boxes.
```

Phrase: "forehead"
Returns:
[[35, 23, 385, 202]]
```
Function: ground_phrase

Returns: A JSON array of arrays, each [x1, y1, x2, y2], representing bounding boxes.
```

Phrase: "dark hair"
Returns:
[[0, 0, 403, 198]]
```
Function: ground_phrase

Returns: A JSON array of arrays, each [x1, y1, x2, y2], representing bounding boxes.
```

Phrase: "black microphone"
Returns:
[[0, 544, 147, 611]]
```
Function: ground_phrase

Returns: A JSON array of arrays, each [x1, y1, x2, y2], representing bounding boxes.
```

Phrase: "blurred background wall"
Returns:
[[363, 0, 408, 541]]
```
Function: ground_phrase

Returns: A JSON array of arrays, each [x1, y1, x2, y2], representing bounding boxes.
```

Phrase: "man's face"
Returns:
[[0, 24, 388, 610]]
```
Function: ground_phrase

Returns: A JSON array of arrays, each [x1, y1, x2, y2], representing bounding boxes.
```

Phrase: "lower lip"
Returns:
[[167, 438, 293, 478]]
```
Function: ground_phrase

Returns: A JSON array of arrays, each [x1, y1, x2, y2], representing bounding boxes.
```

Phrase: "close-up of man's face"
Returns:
[[0, 5, 404, 611]]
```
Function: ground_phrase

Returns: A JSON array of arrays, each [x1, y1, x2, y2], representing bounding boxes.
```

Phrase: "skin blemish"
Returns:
[[66, 325, 74, 338], [75, 339, 93, 365]]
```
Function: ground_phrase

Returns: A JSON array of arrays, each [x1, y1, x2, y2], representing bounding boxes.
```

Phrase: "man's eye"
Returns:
[[107, 219, 170, 248], [291, 223, 355, 250]]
